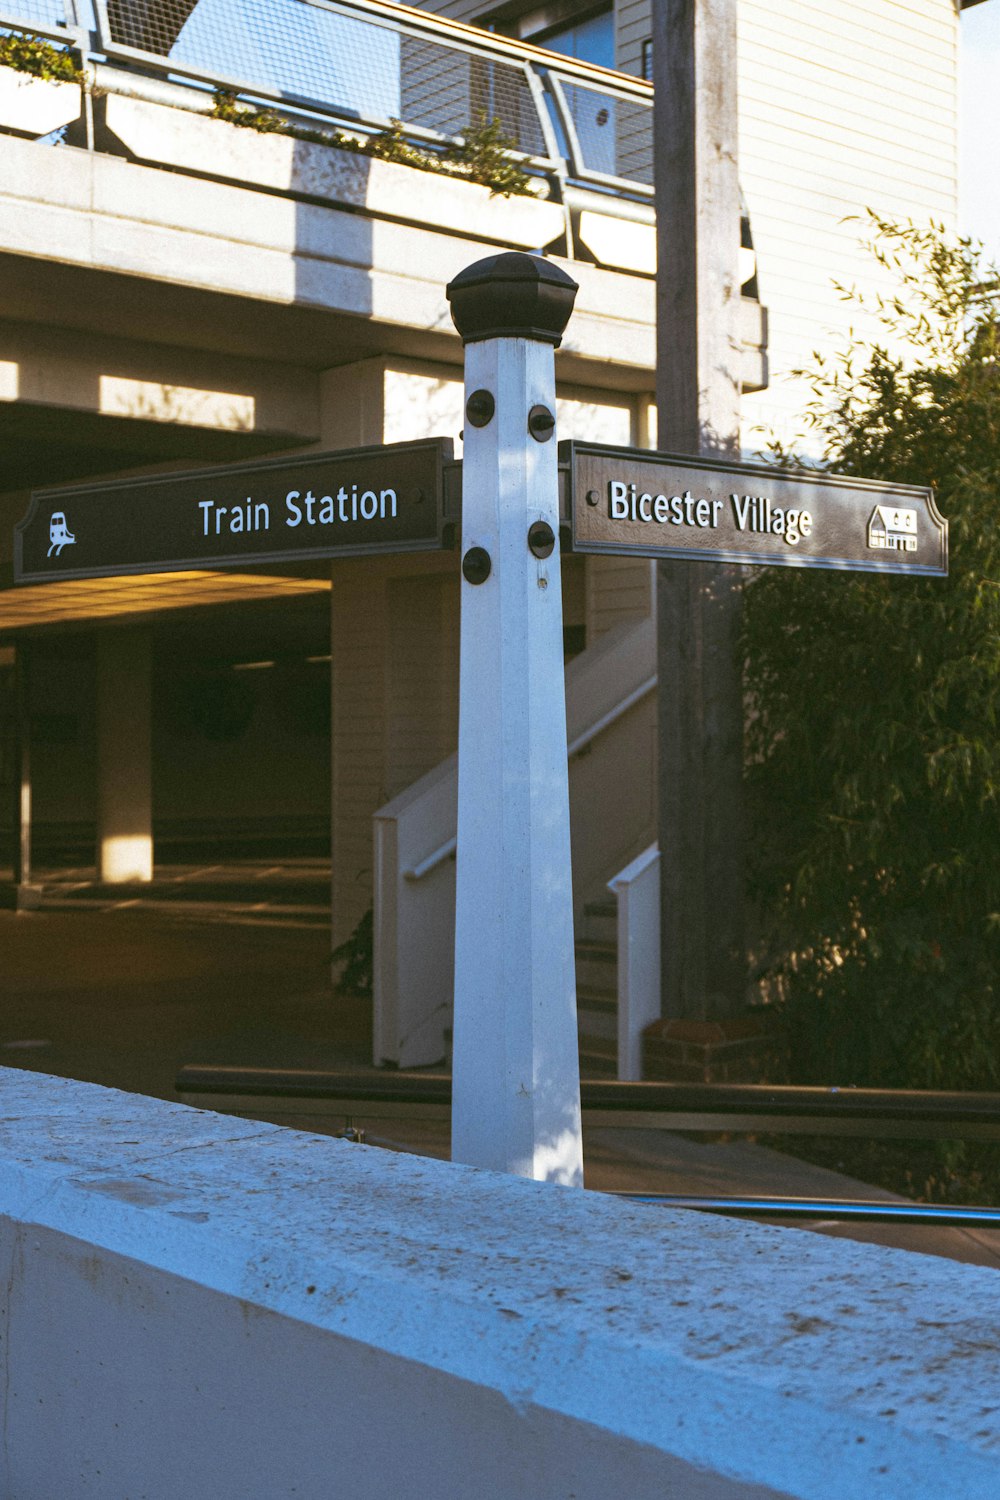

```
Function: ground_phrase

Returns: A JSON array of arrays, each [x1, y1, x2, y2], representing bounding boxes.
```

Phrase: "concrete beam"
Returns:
[[0, 319, 319, 441], [0, 135, 764, 391], [1, 1068, 999, 1498]]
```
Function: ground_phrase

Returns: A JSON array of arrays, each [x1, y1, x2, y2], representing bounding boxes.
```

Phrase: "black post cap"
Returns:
[[447, 252, 578, 347]]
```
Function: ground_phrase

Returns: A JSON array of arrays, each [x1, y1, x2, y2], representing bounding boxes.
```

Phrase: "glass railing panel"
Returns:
[[553, 74, 652, 186], [399, 33, 546, 156], [104, 0, 403, 120]]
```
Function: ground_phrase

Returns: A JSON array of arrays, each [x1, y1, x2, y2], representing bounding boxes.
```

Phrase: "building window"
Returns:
[[534, 6, 615, 69], [641, 37, 653, 81]]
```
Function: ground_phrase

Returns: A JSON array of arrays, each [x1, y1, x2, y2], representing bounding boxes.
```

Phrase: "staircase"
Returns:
[[373, 618, 658, 1070], [576, 896, 618, 1078]]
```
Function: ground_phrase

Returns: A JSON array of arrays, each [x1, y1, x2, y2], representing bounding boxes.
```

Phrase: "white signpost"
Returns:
[[447, 254, 584, 1185], [444, 251, 946, 1189]]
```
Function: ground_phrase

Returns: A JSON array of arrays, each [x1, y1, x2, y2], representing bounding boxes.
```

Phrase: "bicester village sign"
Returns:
[[14, 438, 450, 583], [566, 442, 948, 577]]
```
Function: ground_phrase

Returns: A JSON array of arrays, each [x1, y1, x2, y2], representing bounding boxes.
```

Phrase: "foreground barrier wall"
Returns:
[[1, 1069, 999, 1499]]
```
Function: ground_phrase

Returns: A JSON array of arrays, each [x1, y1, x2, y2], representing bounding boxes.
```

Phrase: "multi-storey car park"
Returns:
[[0, 0, 970, 1071]]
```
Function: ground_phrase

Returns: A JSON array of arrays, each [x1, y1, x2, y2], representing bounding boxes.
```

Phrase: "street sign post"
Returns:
[[447, 252, 584, 1188], [14, 438, 451, 584], [8, 258, 949, 1189], [566, 443, 948, 576]]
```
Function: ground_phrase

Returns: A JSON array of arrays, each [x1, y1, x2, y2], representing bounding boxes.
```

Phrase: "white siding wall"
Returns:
[[617, 0, 650, 74], [586, 556, 654, 637], [418, 0, 959, 455], [623, 0, 959, 451], [736, 0, 959, 451]]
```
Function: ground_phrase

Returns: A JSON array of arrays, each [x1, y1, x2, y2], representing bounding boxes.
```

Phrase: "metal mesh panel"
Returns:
[[399, 34, 545, 155], [2, 1, 71, 27], [559, 78, 652, 184], [107, 0, 402, 119], [102, 0, 547, 150], [615, 96, 652, 186]]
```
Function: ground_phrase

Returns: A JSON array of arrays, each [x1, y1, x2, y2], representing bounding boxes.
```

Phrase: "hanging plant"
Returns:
[[210, 92, 535, 198], [0, 33, 82, 83]]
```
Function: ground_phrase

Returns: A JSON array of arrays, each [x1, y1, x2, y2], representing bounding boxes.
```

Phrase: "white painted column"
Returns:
[[96, 628, 153, 883], [12, 641, 41, 910], [447, 254, 582, 1185]]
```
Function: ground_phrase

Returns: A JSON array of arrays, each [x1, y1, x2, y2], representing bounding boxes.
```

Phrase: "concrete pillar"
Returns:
[[12, 641, 41, 910], [96, 629, 153, 883], [447, 252, 583, 1186]]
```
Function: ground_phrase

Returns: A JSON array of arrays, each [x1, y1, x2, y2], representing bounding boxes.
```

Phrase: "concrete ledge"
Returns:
[[2, 1068, 999, 1497]]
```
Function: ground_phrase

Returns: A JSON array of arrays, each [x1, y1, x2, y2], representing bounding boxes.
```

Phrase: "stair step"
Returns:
[[581, 897, 617, 946], [578, 1034, 617, 1079], [577, 987, 617, 1041], [575, 939, 617, 994]]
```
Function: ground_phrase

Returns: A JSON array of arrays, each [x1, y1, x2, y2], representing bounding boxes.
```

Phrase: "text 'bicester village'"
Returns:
[[567, 443, 947, 575]]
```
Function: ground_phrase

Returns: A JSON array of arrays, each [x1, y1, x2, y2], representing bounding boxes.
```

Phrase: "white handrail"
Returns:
[[608, 842, 661, 1081], [567, 675, 656, 758], [404, 837, 456, 883], [404, 675, 657, 883]]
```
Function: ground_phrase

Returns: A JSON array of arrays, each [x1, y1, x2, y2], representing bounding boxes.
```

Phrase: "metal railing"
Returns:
[[609, 1195, 1000, 1228], [3, 0, 660, 197], [174, 1067, 1000, 1228], [1, 2, 770, 290], [401, 668, 658, 883], [0, 1, 70, 35]]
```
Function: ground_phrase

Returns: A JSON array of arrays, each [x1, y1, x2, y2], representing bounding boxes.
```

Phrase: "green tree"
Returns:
[[743, 215, 1000, 1090]]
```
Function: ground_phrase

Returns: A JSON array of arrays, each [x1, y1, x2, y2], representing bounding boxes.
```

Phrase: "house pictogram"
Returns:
[[868, 505, 917, 553]]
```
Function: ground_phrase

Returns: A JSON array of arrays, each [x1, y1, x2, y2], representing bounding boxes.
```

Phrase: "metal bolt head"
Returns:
[[466, 390, 495, 428], [527, 521, 555, 559], [462, 546, 492, 585], [586, 489, 600, 507], [528, 405, 556, 442]]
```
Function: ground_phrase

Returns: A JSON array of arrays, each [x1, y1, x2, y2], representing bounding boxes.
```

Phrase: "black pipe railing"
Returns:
[[610, 1195, 1000, 1227], [174, 1066, 1000, 1228], [175, 1066, 1000, 1139]]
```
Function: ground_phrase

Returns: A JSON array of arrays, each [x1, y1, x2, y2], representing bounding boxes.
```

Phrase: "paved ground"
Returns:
[[3, 861, 1000, 1271]]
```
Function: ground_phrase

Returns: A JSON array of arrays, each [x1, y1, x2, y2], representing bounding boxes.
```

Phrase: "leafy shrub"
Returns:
[[0, 32, 82, 83], [211, 93, 535, 197], [210, 90, 284, 134], [440, 113, 533, 197], [743, 215, 1000, 1091], [332, 907, 373, 998]]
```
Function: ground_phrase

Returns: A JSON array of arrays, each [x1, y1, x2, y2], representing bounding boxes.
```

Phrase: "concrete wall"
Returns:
[[3, 1068, 1000, 1498]]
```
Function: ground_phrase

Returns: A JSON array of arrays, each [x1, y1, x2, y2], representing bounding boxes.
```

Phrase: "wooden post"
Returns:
[[653, 0, 746, 1022], [447, 253, 583, 1185]]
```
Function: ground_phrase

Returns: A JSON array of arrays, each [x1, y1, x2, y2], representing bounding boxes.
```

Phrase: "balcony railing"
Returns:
[[2, 0, 663, 196]]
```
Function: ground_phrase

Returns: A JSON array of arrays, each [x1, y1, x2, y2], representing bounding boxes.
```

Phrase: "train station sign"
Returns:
[[14, 439, 451, 584], [565, 443, 948, 576]]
